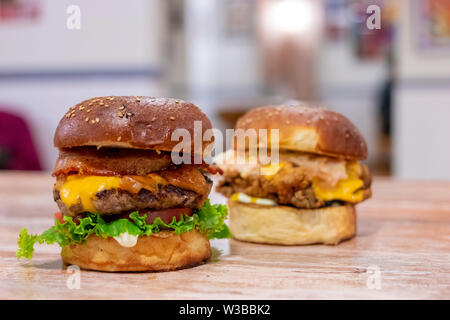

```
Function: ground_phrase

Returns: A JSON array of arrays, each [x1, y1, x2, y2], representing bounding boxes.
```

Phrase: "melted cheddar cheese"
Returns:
[[59, 174, 168, 212], [313, 161, 364, 203], [260, 162, 285, 178]]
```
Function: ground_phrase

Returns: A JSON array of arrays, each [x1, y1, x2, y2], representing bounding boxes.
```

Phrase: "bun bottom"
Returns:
[[61, 230, 211, 272], [228, 200, 356, 245]]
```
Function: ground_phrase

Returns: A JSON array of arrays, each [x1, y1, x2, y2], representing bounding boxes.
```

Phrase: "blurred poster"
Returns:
[[0, 0, 41, 22], [223, 0, 255, 39], [324, 0, 396, 60], [415, 0, 450, 52]]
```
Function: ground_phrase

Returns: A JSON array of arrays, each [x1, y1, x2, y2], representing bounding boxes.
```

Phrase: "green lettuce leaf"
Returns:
[[16, 226, 69, 260], [17, 199, 231, 260], [195, 200, 230, 239]]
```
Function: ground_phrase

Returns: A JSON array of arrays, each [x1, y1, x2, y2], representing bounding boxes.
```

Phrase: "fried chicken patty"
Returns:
[[54, 184, 208, 217], [216, 162, 371, 209]]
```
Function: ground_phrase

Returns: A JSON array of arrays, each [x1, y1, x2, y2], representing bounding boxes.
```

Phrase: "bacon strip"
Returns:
[[159, 165, 212, 200], [53, 147, 173, 177], [53, 147, 221, 177], [204, 164, 224, 175]]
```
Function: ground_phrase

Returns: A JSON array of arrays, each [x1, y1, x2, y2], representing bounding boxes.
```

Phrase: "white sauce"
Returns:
[[233, 193, 277, 206], [113, 232, 138, 247]]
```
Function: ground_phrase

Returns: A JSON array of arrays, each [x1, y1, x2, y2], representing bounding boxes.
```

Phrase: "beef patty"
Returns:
[[54, 184, 206, 216]]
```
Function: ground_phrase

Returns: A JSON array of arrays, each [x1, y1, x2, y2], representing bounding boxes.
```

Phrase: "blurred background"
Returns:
[[0, 0, 449, 180]]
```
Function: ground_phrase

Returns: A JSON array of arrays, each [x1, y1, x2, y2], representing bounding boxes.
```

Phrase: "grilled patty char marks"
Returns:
[[54, 184, 204, 216]]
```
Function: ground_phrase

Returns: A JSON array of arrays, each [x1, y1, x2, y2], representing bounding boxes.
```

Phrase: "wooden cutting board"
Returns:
[[0, 171, 449, 299]]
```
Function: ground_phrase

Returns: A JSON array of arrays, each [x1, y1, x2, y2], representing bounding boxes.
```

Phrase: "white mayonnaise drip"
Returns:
[[232, 193, 277, 206], [113, 232, 138, 247]]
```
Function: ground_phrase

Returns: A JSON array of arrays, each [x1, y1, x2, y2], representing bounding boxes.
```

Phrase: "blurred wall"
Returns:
[[167, 0, 264, 133], [393, 0, 450, 179], [0, 0, 166, 170], [318, 38, 387, 166], [0, 0, 164, 71]]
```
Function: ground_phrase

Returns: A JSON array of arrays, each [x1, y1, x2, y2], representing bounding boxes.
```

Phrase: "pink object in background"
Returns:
[[0, 0, 41, 22], [0, 109, 41, 170]]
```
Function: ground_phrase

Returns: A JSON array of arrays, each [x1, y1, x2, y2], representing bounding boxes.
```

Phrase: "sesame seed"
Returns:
[[95, 117, 100, 123], [118, 112, 124, 118], [88, 102, 93, 106], [87, 109, 91, 113], [99, 102, 104, 106], [65, 114, 70, 118], [119, 105, 125, 110], [170, 116, 175, 120], [136, 97, 141, 102], [151, 117, 156, 121], [71, 113, 76, 118], [117, 136, 122, 141], [127, 112, 132, 117], [79, 106, 84, 110], [85, 117, 89, 122], [105, 104, 109, 107], [156, 150, 161, 154], [91, 120, 95, 124]]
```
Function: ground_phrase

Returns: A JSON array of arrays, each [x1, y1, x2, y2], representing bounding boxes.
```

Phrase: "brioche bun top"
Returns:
[[54, 96, 213, 155], [235, 103, 367, 160]]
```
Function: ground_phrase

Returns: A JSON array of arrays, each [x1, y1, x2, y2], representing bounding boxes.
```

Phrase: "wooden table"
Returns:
[[0, 171, 449, 299]]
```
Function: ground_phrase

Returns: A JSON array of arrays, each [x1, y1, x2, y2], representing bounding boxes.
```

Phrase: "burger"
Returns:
[[17, 96, 230, 272], [215, 103, 371, 245]]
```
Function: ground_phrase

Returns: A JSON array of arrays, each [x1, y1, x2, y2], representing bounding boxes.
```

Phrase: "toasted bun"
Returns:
[[54, 96, 213, 155], [61, 230, 211, 272], [228, 200, 356, 245], [235, 103, 367, 160]]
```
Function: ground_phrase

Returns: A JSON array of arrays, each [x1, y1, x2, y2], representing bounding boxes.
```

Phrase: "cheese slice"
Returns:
[[60, 176, 121, 213], [313, 161, 364, 203], [59, 174, 167, 212], [260, 162, 285, 178]]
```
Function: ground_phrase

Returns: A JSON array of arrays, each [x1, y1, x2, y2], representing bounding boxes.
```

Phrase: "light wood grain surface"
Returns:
[[0, 171, 449, 299]]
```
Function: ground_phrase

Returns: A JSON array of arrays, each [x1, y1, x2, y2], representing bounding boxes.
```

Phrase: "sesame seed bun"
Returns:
[[54, 96, 213, 155], [235, 103, 367, 160], [61, 230, 211, 272], [228, 200, 356, 245]]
